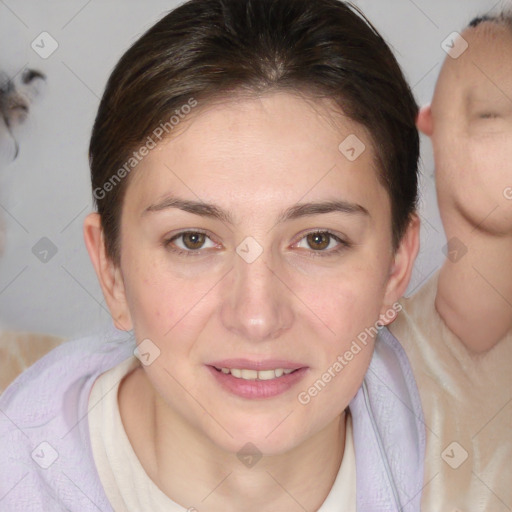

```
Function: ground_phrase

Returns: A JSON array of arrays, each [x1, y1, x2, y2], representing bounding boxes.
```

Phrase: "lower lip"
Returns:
[[207, 366, 308, 399]]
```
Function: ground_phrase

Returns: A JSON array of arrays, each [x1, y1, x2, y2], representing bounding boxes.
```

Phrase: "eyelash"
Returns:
[[478, 112, 499, 120], [163, 229, 215, 258], [294, 231, 350, 258], [163, 230, 350, 258]]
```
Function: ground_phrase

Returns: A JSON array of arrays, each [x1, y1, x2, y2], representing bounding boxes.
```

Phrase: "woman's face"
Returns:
[[95, 91, 415, 455]]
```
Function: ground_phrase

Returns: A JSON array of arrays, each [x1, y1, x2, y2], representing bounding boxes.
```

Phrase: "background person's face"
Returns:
[[430, 24, 512, 232], [115, 91, 405, 455]]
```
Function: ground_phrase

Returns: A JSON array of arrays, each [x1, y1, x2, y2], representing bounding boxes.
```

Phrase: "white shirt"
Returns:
[[88, 356, 356, 511]]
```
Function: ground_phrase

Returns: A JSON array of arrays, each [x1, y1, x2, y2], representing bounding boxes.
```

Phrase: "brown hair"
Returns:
[[468, 10, 512, 28], [89, 0, 419, 264]]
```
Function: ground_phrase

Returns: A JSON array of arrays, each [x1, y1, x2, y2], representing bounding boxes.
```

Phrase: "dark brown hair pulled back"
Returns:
[[89, 0, 419, 264]]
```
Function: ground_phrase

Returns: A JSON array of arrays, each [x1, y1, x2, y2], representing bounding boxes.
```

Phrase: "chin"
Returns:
[[218, 432, 302, 459], [205, 411, 308, 457]]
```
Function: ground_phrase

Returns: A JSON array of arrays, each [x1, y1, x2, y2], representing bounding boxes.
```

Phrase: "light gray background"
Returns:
[[0, 0, 505, 337]]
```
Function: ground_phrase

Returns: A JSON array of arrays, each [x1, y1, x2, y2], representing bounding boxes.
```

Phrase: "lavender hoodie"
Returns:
[[0, 326, 425, 511]]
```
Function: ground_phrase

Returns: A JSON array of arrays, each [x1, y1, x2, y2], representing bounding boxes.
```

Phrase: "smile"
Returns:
[[213, 367, 297, 380], [207, 363, 308, 399]]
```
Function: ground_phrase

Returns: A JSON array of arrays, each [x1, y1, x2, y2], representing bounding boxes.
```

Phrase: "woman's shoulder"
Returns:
[[349, 326, 426, 511], [0, 327, 134, 511], [0, 327, 134, 423]]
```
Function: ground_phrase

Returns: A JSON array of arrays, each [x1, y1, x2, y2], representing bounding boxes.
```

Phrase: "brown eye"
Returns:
[[306, 232, 331, 250], [164, 230, 217, 255], [294, 230, 350, 258], [181, 232, 206, 250]]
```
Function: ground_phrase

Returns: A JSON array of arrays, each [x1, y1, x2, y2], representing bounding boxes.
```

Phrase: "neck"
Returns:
[[120, 366, 346, 512], [436, 211, 512, 353]]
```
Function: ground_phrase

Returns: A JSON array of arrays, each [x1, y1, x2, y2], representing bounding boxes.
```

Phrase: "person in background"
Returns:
[[390, 13, 512, 512]]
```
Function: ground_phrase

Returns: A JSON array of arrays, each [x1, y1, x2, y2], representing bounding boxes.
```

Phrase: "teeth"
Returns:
[[218, 367, 297, 380], [241, 369, 258, 380], [258, 370, 276, 381]]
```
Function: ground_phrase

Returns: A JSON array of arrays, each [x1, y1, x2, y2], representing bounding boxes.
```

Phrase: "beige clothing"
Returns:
[[390, 272, 512, 512], [88, 356, 356, 511], [0, 330, 64, 393]]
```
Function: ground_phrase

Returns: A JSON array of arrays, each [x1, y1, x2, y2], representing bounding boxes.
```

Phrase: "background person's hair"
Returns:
[[89, 0, 419, 265], [468, 10, 512, 28]]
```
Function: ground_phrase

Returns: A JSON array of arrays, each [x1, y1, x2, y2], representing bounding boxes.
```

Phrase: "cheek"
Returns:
[[121, 249, 222, 344], [294, 257, 388, 351], [295, 303, 377, 430], [293, 263, 386, 419], [120, 250, 182, 338], [468, 137, 512, 189], [437, 132, 511, 191], [436, 134, 512, 229]]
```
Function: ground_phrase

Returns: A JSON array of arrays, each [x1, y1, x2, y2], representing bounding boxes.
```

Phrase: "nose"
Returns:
[[220, 249, 294, 342]]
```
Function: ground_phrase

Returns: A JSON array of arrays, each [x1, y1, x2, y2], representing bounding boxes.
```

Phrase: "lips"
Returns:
[[206, 359, 309, 399]]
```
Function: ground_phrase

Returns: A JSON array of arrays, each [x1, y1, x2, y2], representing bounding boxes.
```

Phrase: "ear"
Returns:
[[83, 213, 133, 332], [379, 214, 420, 325], [416, 105, 433, 136]]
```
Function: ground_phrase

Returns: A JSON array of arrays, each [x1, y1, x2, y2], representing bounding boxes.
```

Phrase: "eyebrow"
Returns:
[[142, 195, 370, 224]]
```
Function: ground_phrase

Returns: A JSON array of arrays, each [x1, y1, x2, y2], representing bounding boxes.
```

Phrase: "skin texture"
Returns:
[[418, 22, 512, 352], [84, 91, 419, 511]]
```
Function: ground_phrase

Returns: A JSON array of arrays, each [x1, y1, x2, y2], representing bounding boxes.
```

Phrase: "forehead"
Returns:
[[130, 91, 380, 193], [437, 23, 512, 101], [124, 91, 389, 225]]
